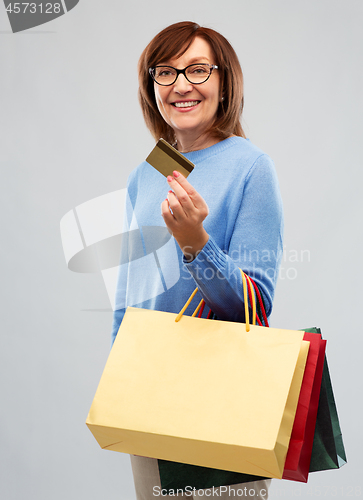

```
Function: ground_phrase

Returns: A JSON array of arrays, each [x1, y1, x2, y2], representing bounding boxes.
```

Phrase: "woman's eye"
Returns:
[[190, 66, 208, 74], [157, 68, 175, 77]]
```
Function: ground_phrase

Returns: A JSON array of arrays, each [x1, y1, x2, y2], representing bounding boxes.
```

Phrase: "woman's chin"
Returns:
[[170, 117, 210, 138]]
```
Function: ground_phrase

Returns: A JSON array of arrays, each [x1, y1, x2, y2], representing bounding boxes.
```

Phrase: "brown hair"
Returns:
[[138, 21, 245, 145]]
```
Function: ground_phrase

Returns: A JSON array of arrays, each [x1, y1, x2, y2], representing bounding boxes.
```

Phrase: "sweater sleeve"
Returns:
[[110, 174, 137, 347], [183, 154, 283, 322]]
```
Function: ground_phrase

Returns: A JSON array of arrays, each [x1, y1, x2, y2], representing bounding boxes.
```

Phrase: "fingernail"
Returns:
[[167, 175, 173, 182], [173, 171, 180, 178]]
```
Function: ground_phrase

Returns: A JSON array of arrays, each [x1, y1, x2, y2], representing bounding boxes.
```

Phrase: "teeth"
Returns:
[[174, 101, 199, 108]]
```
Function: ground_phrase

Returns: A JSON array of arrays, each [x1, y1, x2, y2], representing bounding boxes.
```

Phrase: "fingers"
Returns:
[[166, 175, 193, 212], [162, 171, 209, 231], [161, 193, 187, 234], [167, 172, 207, 211], [161, 198, 175, 224], [169, 171, 195, 195], [167, 190, 187, 220], [161, 171, 210, 256]]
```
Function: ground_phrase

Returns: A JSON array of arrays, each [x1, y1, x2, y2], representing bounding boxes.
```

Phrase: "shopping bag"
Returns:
[[157, 275, 326, 490], [282, 331, 326, 481], [308, 338, 347, 472], [158, 329, 326, 490], [86, 271, 309, 479], [158, 330, 326, 489], [249, 286, 346, 477], [157, 279, 330, 489]]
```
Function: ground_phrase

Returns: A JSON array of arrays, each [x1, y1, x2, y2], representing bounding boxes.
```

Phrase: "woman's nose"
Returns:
[[173, 73, 193, 93]]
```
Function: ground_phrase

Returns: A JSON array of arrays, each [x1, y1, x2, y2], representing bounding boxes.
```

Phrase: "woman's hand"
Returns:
[[161, 171, 209, 261]]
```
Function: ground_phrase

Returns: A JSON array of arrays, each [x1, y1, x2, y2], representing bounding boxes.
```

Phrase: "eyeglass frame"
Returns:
[[149, 63, 219, 86]]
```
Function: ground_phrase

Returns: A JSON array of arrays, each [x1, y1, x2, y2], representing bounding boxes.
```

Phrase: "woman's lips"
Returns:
[[171, 100, 201, 111]]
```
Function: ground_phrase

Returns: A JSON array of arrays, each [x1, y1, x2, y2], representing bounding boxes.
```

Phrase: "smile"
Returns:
[[172, 101, 200, 108]]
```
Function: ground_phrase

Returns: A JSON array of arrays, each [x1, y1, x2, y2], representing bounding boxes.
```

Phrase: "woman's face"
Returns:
[[153, 37, 220, 149]]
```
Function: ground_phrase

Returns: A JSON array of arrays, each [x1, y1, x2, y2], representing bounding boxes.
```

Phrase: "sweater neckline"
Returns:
[[182, 136, 245, 163]]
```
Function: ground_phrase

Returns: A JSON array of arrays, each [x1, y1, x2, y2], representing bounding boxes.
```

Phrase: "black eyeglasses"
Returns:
[[149, 63, 218, 86]]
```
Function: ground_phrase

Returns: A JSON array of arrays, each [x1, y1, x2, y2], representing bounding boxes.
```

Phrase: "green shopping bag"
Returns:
[[307, 330, 347, 472]]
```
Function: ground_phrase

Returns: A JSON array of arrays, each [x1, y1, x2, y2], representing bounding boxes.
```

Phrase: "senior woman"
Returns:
[[111, 21, 283, 500]]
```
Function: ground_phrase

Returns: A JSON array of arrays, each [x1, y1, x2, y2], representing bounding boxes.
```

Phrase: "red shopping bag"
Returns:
[[282, 332, 326, 481]]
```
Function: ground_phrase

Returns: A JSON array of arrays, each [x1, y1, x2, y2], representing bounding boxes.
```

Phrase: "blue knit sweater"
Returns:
[[111, 136, 283, 345]]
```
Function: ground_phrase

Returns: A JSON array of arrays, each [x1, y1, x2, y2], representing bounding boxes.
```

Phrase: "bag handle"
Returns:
[[244, 272, 256, 328], [249, 277, 269, 328], [175, 288, 201, 322], [245, 274, 263, 326], [175, 268, 256, 332], [240, 270, 250, 331]]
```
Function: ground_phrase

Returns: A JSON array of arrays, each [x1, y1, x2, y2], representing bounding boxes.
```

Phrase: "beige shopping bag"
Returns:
[[86, 272, 309, 479]]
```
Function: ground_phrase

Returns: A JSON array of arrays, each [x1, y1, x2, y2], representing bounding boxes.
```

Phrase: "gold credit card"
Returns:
[[145, 138, 194, 178]]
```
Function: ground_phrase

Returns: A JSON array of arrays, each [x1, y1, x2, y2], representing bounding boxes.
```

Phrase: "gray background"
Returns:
[[1, 1, 362, 499]]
